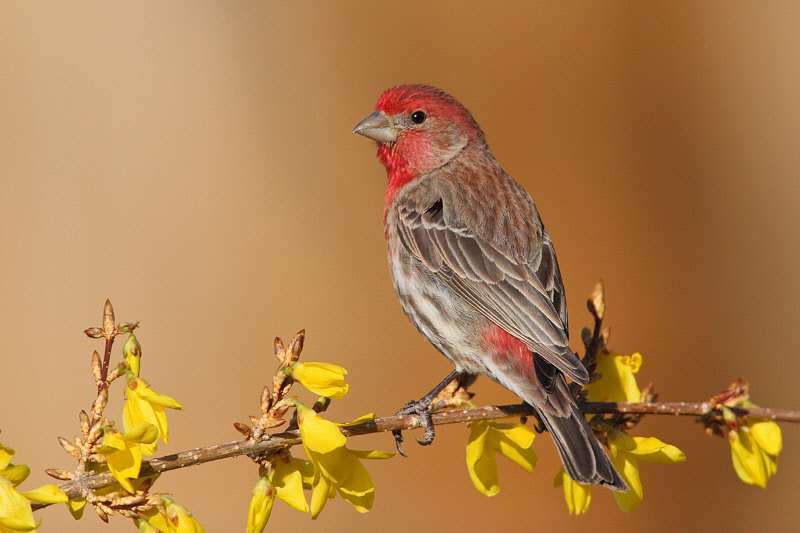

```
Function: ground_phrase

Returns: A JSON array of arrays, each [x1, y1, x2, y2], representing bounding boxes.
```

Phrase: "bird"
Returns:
[[353, 84, 627, 491]]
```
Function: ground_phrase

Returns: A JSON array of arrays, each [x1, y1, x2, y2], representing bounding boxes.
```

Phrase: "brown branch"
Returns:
[[32, 399, 799, 511]]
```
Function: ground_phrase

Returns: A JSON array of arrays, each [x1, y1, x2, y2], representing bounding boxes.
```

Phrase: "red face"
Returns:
[[354, 85, 484, 183]]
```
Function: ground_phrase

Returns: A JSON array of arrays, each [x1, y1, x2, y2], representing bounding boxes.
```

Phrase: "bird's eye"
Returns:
[[411, 110, 427, 124]]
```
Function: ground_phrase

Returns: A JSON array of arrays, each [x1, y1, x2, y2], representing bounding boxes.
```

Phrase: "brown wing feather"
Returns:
[[396, 182, 588, 385]]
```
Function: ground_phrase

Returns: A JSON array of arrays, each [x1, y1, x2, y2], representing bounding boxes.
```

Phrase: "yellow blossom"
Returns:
[[66, 498, 87, 521], [466, 420, 537, 497], [0, 441, 67, 532], [247, 476, 274, 533], [244, 454, 313, 533], [124, 333, 142, 377], [607, 433, 685, 512], [17, 485, 67, 505], [0, 444, 31, 490], [295, 404, 393, 519], [287, 362, 349, 399], [270, 454, 311, 513], [727, 403, 782, 487], [123, 372, 184, 455], [0, 477, 36, 533], [553, 467, 591, 515], [585, 348, 642, 403], [97, 423, 159, 493], [143, 497, 204, 533]]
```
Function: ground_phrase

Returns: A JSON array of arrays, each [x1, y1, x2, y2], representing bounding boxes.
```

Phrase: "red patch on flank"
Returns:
[[482, 325, 535, 379]]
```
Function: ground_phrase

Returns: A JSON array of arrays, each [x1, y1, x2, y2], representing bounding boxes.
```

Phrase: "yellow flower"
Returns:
[[270, 453, 311, 513], [0, 441, 67, 532], [143, 497, 204, 533], [287, 362, 349, 399], [553, 467, 592, 514], [247, 476, 274, 533], [466, 420, 537, 497], [66, 497, 87, 521], [0, 444, 29, 488], [607, 433, 685, 512], [0, 477, 36, 533], [585, 348, 642, 403], [727, 403, 782, 487], [123, 373, 184, 455], [295, 404, 393, 519], [246, 454, 313, 533], [124, 333, 142, 377], [97, 423, 159, 493]]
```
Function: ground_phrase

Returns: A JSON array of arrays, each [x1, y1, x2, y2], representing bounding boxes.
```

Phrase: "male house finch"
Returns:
[[354, 85, 627, 490]]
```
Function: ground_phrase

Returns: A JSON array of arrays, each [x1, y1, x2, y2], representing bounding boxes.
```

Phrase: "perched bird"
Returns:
[[353, 84, 627, 491]]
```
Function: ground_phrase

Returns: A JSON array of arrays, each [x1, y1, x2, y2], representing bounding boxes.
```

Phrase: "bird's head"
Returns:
[[354, 85, 486, 185]]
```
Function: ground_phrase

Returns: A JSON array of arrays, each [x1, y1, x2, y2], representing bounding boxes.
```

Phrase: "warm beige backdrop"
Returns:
[[1, 2, 798, 532]]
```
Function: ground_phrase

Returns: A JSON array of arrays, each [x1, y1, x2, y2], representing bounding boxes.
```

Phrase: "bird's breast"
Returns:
[[385, 212, 488, 374]]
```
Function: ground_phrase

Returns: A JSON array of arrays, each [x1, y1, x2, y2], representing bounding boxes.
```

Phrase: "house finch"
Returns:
[[353, 84, 626, 490]]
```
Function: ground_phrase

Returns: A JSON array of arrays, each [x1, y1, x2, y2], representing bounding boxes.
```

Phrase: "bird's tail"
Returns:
[[496, 351, 628, 491], [487, 345, 628, 490], [535, 388, 628, 491]]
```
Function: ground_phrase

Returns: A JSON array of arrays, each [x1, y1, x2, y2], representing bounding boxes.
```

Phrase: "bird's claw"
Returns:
[[392, 429, 407, 457], [529, 409, 546, 433], [393, 399, 436, 455], [415, 410, 435, 446]]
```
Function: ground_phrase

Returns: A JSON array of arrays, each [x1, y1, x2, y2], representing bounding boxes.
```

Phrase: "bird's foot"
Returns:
[[529, 408, 546, 433], [392, 399, 435, 456]]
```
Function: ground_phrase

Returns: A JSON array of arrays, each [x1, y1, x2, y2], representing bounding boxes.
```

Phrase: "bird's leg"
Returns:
[[393, 369, 463, 456]]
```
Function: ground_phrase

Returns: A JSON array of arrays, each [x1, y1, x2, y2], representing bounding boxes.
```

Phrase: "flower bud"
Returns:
[[85, 327, 104, 338], [124, 334, 142, 376]]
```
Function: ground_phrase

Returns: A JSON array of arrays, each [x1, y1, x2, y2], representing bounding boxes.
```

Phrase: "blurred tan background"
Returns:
[[1, 2, 798, 531]]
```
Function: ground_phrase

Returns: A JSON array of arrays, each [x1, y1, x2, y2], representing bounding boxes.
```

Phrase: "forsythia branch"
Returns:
[[32, 399, 799, 511]]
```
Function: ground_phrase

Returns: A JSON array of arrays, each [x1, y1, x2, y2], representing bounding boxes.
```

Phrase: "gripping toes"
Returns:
[[393, 399, 436, 455]]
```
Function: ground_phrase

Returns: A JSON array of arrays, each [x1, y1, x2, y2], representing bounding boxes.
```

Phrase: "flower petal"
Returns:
[[466, 421, 489, 466], [298, 408, 347, 454], [730, 429, 768, 487], [20, 484, 68, 504], [749, 419, 782, 456], [0, 479, 37, 531], [247, 476, 274, 533], [493, 424, 537, 471], [337, 454, 374, 498], [585, 349, 642, 403], [137, 390, 184, 411], [554, 467, 592, 514], [467, 445, 499, 497], [337, 488, 374, 514], [271, 456, 309, 513], [0, 444, 15, 470], [67, 497, 87, 520], [336, 414, 376, 427], [0, 464, 31, 487], [629, 437, 686, 463], [310, 473, 332, 519], [123, 423, 160, 445], [610, 451, 643, 512], [291, 362, 349, 399], [349, 449, 395, 460]]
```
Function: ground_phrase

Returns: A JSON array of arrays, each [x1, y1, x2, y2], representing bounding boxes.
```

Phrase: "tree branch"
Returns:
[[33, 399, 798, 510]]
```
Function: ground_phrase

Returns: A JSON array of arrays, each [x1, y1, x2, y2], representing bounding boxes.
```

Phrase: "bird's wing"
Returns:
[[395, 191, 588, 384]]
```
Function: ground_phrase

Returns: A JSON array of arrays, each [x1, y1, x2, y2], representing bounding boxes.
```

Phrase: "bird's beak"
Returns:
[[352, 111, 397, 143]]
